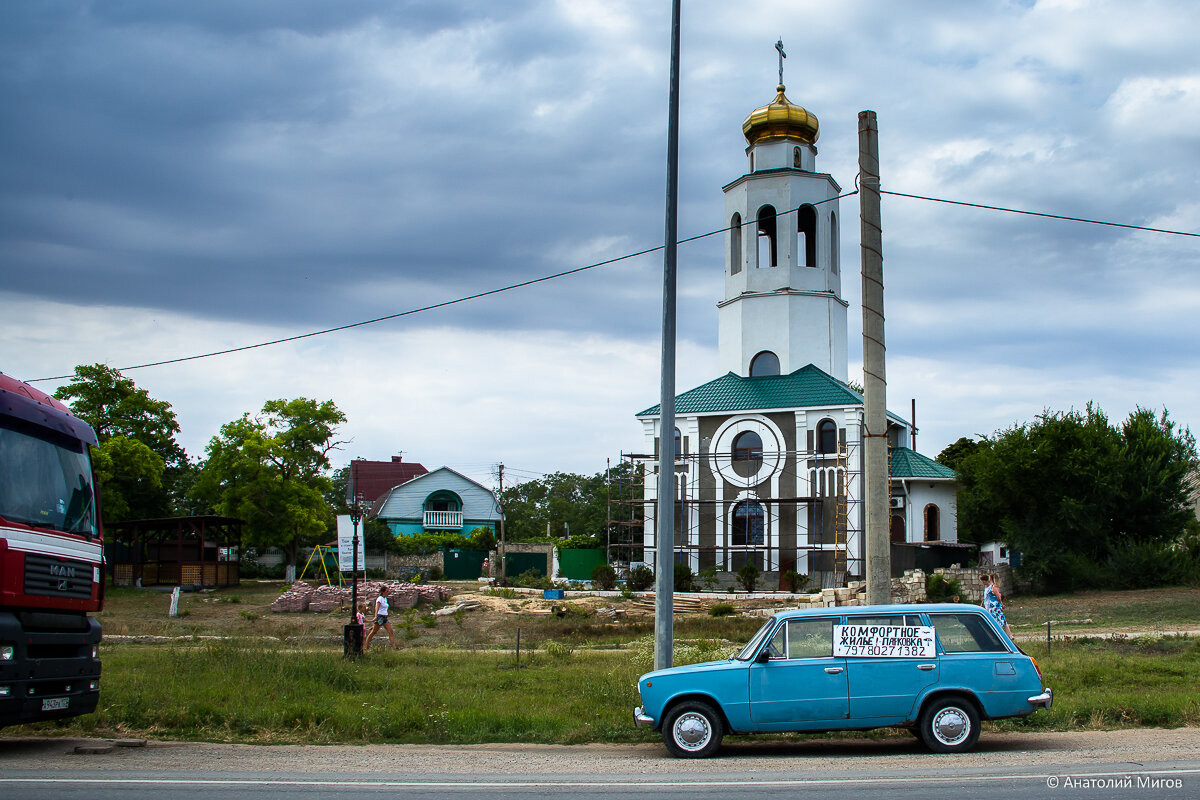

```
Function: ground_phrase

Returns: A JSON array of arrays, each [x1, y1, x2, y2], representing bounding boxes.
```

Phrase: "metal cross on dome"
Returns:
[[775, 38, 786, 85]]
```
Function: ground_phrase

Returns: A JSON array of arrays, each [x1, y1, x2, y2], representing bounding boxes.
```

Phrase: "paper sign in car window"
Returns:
[[833, 624, 937, 658]]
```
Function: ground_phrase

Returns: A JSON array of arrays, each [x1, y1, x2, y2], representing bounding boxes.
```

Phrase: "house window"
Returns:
[[757, 205, 777, 268], [730, 213, 742, 275], [798, 204, 817, 267], [673, 428, 683, 460], [732, 431, 764, 477], [732, 501, 765, 546], [817, 419, 838, 454], [749, 351, 780, 377], [924, 504, 940, 542]]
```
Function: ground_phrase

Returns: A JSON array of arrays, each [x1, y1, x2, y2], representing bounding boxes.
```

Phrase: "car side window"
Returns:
[[766, 622, 787, 658], [929, 613, 1007, 653], [786, 618, 835, 659]]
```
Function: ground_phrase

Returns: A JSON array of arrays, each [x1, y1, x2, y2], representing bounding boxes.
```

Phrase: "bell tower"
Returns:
[[718, 51, 848, 381]]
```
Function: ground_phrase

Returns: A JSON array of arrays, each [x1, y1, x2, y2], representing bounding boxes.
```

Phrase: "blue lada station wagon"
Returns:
[[634, 603, 1052, 758]]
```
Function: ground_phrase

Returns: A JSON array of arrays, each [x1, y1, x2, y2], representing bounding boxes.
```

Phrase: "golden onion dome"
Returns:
[[741, 84, 819, 147]]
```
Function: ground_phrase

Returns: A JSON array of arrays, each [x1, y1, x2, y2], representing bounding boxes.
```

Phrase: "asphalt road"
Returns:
[[1, 729, 1197, 800]]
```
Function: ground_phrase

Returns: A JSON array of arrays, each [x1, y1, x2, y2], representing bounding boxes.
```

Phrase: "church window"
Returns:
[[793, 146, 802, 168], [924, 504, 940, 542], [798, 204, 818, 267], [732, 501, 765, 546], [830, 212, 839, 274], [730, 213, 742, 275], [749, 351, 780, 377], [817, 419, 838, 454], [756, 205, 777, 268], [732, 431, 763, 477], [673, 428, 683, 460]]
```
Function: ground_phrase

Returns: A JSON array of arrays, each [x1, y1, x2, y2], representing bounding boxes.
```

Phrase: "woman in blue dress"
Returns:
[[980, 574, 1012, 638]]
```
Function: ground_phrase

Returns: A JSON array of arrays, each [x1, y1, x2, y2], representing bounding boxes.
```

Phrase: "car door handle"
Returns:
[[917, 663, 937, 671], [824, 667, 844, 674]]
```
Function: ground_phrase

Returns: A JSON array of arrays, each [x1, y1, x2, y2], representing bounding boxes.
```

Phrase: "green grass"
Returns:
[[12, 634, 1199, 744]]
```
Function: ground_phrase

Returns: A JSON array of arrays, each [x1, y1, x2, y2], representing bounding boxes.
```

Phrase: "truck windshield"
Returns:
[[0, 420, 97, 537]]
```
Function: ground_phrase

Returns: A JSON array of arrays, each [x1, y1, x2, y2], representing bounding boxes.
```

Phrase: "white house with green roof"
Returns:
[[634, 75, 959, 588]]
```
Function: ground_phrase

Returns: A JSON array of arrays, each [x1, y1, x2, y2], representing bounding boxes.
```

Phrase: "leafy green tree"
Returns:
[[192, 398, 346, 571], [955, 404, 1196, 592], [936, 436, 980, 472], [501, 466, 627, 545], [53, 363, 187, 521]]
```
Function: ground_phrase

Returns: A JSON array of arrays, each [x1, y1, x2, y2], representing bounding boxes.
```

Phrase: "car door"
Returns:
[[748, 616, 848, 725], [843, 613, 938, 721]]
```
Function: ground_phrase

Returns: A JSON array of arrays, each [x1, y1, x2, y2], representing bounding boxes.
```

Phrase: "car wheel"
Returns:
[[662, 701, 724, 758], [919, 696, 981, 753]]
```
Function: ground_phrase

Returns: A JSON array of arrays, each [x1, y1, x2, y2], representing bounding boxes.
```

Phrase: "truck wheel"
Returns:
[[919, 697, 980, 753], [662, 701, 723, 758]]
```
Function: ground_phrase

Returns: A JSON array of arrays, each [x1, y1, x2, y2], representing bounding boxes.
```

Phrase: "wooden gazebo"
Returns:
[[107, 515, 242, 588]]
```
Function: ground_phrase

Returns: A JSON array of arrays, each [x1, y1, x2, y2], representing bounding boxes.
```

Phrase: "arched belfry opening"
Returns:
[[798, 204, 817, 267], [756, 205, 777, 268], [730, 213, 742, 275]]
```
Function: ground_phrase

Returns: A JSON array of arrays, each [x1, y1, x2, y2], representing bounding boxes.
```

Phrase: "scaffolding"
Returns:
[[609, 444, 864, 588]]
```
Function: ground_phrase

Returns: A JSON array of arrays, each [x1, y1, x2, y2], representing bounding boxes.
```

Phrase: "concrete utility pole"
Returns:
[[655, 0, 682, 672], [497, 463, 506, 584], [858, 110, 891, 605]]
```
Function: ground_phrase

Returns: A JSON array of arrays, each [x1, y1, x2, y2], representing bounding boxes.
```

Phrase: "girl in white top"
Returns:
[[363, 585, 397, 650]]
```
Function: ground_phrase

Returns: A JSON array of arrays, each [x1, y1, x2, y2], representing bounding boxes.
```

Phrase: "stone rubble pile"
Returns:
[[269, 580, 452, 613]]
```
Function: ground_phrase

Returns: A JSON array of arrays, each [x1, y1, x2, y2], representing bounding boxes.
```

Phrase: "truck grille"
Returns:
[[23, 554, 94, 599]]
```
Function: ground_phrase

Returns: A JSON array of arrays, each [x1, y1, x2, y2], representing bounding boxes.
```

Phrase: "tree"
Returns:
[[192, 398, 346, 571], [53, 363, 187, 521], [955, 404, 1196, 592], [501, 469, 614, 545], [936, 436, 980, 472]]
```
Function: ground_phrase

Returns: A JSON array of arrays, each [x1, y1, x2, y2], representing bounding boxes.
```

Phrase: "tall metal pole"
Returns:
[[654, 0, 682, 672], [858, 110, 891, 605]]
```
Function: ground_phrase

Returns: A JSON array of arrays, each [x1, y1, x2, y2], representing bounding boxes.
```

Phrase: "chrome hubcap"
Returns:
[[932, 707, 969, 745], [674, 712, 711, 750]]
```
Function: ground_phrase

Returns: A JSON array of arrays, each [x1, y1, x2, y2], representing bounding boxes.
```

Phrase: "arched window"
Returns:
[[732, 431, 763, 477], [673, 428, 682, 460], [732, 501, 765, 546], [797, 204, 817, 267], [426, 491, 460, 512], [817, 419, 838, 454], [891, 514, 906, 543], [730, 213, 742, 275], [924, 504, 940, 542], [749, 351, 780, 377], [756, 205, 777, 268], [829, 212, 838, 274]]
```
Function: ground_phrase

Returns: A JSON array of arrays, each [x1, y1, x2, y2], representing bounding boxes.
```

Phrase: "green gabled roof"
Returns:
[[891, 447, 957, 480], [636, 364, 863, 417]]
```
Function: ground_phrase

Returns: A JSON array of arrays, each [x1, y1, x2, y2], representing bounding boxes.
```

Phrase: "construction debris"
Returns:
[[269, 580, 452, 613]]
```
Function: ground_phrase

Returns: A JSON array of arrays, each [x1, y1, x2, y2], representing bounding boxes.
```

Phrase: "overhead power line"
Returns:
[[882, 190, 1200, 238], [30, 188, 1197, 382]]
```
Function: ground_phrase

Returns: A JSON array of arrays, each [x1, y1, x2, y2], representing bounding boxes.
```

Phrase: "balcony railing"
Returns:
[[423, 510, 464, 529]]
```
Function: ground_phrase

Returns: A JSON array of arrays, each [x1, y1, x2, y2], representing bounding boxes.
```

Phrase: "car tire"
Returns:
[[662, 700, 724, 758], [918, 696, 981, 753]]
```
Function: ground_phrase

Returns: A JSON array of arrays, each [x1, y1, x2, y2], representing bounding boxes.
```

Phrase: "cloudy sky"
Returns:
[[3, 0, 1198, 488]]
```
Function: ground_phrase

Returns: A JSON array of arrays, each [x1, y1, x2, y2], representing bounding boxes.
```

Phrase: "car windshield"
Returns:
[[0, 420, 98, 537], [734, 619, 776, 660]]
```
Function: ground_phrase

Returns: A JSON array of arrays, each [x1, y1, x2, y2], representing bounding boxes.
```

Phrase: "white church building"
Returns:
[[636, 79, 958, 588]]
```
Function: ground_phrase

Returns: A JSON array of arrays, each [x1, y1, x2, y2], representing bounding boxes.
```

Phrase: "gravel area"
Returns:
[[1, 729, 1198, 776]]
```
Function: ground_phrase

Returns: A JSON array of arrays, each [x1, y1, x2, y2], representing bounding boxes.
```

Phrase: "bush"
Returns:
[[782, 570, 809, 593], [591, 564, 617, 591], [513, 568, 553, 590], [925, 573, 963, 602], [698, 565, 719, 591], [627, 565, 655, 592], [709, 602, 736, 617], [427, 565, 444, 582], [674, 563, 695, 592], [736, 562, 760, 592]]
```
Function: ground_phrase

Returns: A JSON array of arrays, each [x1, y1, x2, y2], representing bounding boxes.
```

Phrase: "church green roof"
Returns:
[[890, 447, 957, 480], [636, 364, 862, 417]]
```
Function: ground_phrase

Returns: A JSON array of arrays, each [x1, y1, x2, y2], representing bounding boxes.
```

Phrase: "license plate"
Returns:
[[41, 697, 69, 711]]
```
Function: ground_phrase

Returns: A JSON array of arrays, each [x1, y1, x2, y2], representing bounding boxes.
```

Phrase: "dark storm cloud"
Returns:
[[0, 0, 675, 336]]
